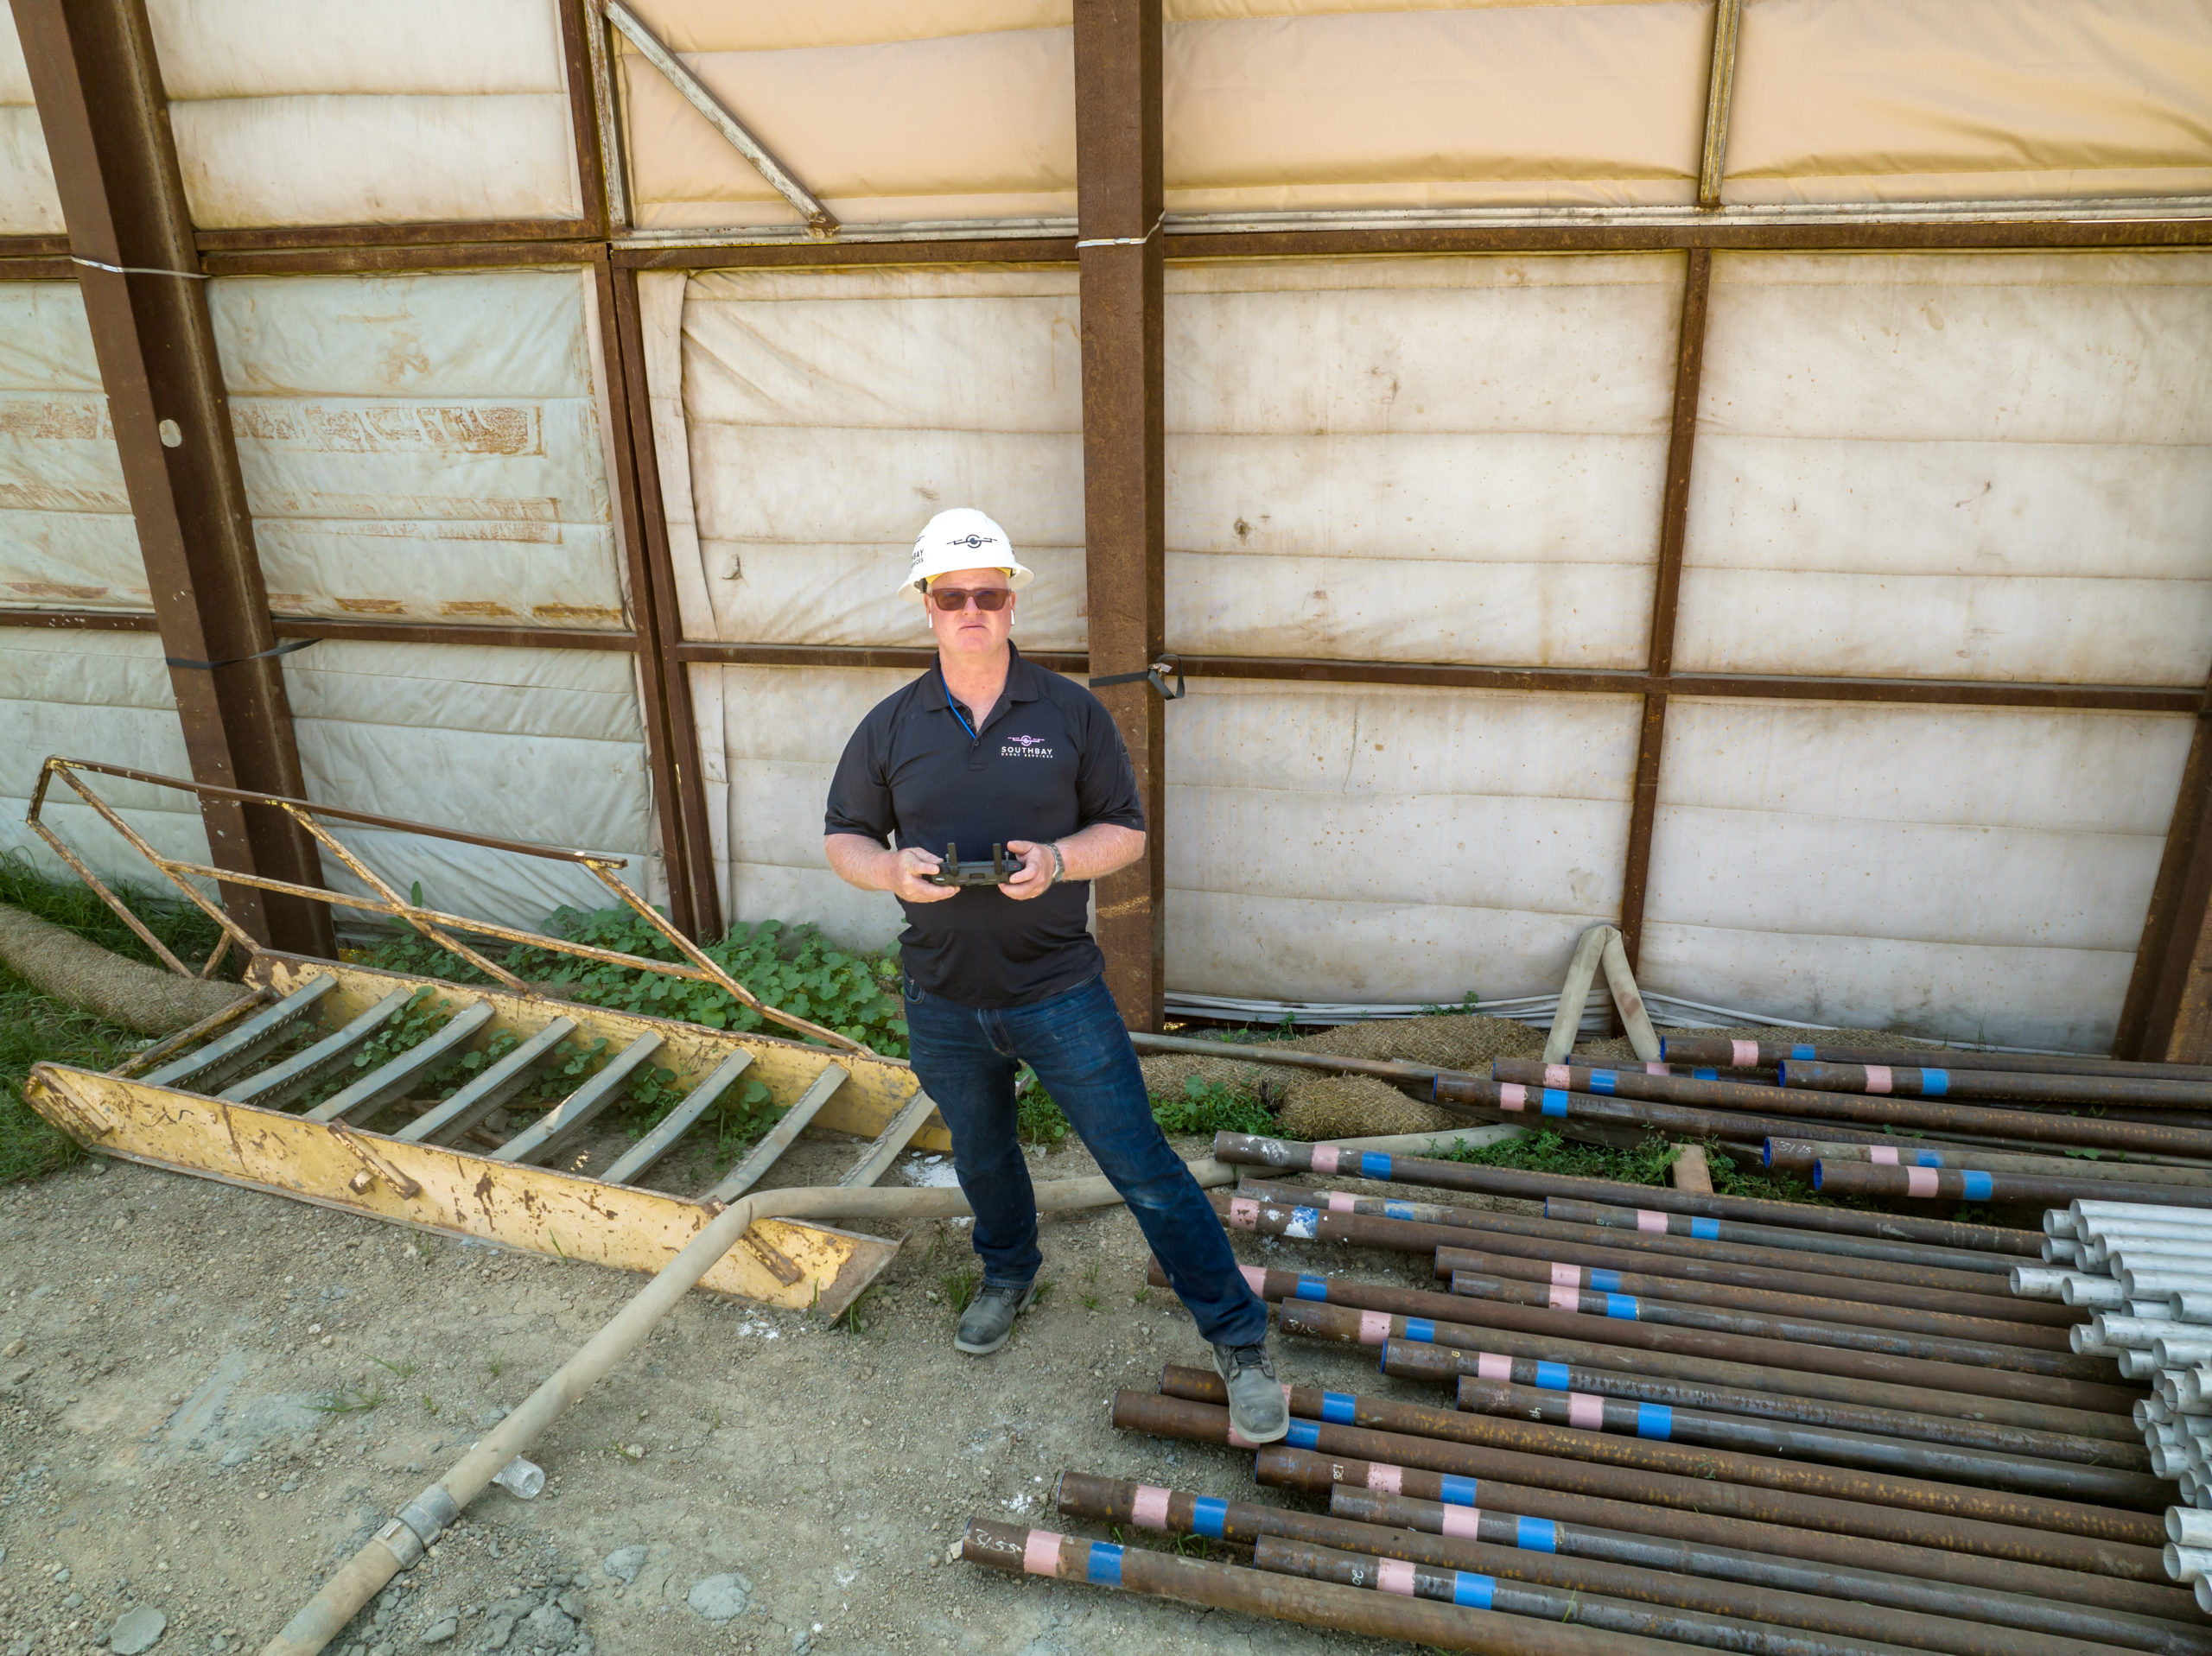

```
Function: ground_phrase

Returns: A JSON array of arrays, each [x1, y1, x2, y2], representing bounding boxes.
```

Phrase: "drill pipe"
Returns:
[[1450, 1375, 2166, 1508], [1277, 1297, 2140, 1449], [1816, 1159, 2212, 1212], [1661, 1037, 2212, 1083], [957, 1514, 1669, 1656], [1154, 1366, 2163, 1546], [1198, 1206, 2138, 1410], [1058, 1471, 1997, 1656], [1233, 1177, 2052, 1309], [1111, 1390, 2164, 1580], [1444, 1267, 2101, 1379], [1432, 1070, 1910, 1153], [1783, 1061, 2212, 1111], [1375, 1336, 2148, 1471], [1327, 1481, 2206, 1655], [1766, 1139, 2212, 1190], [1257, 1445, 2200, 1624], [1429, 1243, 2075, 1350], [1212, 1132, 2043, 1253], [1542, 1198, 2018, 1275], [1483, 1063, 2212, 1161], [1255, 1532, 1944, 1656]]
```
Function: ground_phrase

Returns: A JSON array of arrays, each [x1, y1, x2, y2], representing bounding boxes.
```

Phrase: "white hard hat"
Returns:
[[900, 507, 1034, 602]]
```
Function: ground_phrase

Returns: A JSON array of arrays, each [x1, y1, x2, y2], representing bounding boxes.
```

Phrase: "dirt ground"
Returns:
[[0, 1119, 1477, 1656]]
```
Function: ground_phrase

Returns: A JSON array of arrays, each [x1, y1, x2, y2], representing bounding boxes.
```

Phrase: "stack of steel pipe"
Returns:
[[2024, 1200, 2212, 1614]]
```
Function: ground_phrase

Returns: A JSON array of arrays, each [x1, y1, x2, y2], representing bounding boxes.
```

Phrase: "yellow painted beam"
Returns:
[[24, 1063, 901, 1320]]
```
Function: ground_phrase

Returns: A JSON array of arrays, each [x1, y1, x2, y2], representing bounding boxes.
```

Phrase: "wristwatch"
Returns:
[[1046, 842, 1065, 886]]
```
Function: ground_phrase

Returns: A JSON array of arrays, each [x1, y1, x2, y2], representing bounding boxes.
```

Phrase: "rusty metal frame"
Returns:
[[25, 755, 868, 1053], [1697, 0, 1744, 209]]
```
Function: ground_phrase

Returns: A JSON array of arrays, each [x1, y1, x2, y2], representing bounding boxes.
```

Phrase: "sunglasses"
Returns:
[[927, 587, 1013, 612]]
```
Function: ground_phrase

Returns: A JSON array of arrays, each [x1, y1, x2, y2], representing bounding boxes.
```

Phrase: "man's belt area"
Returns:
[[1086, 654, 1185, 701]]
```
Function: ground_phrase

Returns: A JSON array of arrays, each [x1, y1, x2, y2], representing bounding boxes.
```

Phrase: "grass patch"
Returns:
[[1018, 1072, 1281, 1147], [1435, 1127, 1833, 1206]]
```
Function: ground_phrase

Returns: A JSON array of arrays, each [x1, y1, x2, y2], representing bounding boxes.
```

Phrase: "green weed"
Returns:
[[370, 1355, 418, 1380], [313, 1385, 386, 1416], [1149, 1075, 1275, 1137], [1440, 1128, 1827, 1205], [942, 1266, 980, 1316]]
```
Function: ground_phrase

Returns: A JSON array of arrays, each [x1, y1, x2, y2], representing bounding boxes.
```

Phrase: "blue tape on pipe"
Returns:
[[1534, 1361, 1571, 1390], [1287, 1420, 1320, 1449], [1516, 1517, 1558, 1553], [1438, 1474, 1479, 1507], [1286, 1206, 1320, 1240], [1588, 1069, 1618, 1095], [1087, 1541, 1124, 1586], [1961, 1171, 1994, 1202], [1361, 1152, 1392, 1179], [1191, 1497, 1228, 1539], [1453, 1572, 1497, 1610], [1605, 1293, 1639, 1320], [1690, 1217, 1719, 1240], [1541, 1089, 1570, 1117], [1294, 1275, 1328, 1302], [1636, 1403, 1674, 1440], [1589, 1270, 1621, 1292], [1694, 1068, 1718, 1081], [1792, 1045, 1815, 1059], [1321, 1392, 1357, 1424], [1406, 1318, 1436, 1343], [1916, 1152, 1944, 1168], [1384, 1201, 1417, 1221], [1923, 1068, 1949, 1097]]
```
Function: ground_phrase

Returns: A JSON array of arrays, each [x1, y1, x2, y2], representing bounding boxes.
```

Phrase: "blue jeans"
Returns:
[[902, 972, 1269, 1349]]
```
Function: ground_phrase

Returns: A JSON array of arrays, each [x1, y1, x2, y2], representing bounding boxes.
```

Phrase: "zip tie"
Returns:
[[1075, 216, 1163, 250], [71, 255, 209, 279], [166, 637, 318, 671]]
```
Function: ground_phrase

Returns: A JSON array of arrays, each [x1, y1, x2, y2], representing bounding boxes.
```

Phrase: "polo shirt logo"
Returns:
[[1001, 733, 1054, 758]]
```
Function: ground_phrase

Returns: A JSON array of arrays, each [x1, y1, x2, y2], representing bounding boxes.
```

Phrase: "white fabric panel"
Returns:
[[0, 630, 212, 891], [1168, 682, 1639, 1001], [677, 266, 1085, 649], [0, 12, 60, 234], [1726, 0, 2212, 205], [1166, 256, 1681, 666], [207, 270, 627, 631], [144, 0, 579, 228], [0, 284, 143, 614], [617, 16, 1073, 231], [281, 642, 654, 931], [1681, 251, 2212, 685], [1165, 3, 1711, 213], [1641, 698, 2191, 1051]]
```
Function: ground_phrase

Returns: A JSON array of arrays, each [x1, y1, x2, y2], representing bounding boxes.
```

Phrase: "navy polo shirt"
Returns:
[[823, 644, 1145, 1009]]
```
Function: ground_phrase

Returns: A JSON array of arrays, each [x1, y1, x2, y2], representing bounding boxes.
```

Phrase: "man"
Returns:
[[822, 507, 1287, 1443]]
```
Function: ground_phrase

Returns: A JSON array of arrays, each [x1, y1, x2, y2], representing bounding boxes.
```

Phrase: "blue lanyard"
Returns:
[[944, 674, 979, 740]]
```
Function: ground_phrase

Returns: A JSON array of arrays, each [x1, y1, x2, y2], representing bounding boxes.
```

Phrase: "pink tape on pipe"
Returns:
[[1568, 1393, 1605, 1429], [1130, 1486, 1172, 1530], [1311, 1145, 1342, 1175], [1645, 1063, 1670, 1075], [1441, 1507, 1482, 1539], [1328, 1193, 1356, 1214], [1550, 1284, 1580, 1312], [1377, 1558, 1419, 1596], [1022, 1530, 1065, 1577], [1228, 1425, 1258, 1448], [1359, 1311, 1391, 1345], [1239, 1264, 1267, 1292], [1732, 1040, 1760, 1068], [1871, 1146, 1898, 1166], [1499, 1083, 1527, 1112], [1865, 1065, 1893, 1095], [1545, 1063, 1572, 1088], [1477, 1352, 1513, 1380], [1229, 1197, 1258, 1229], [1637, 1209, 1668, 1234], [1907, 1166, 1939, 1198], [1549, 1262, 1580, 1288], [1366, 1462, 1404, 1494]]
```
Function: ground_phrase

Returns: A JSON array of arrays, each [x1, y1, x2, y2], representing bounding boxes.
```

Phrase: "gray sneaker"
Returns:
[[955, 1279, 1037, 1355], [1214, 1340, 1289, 1443]]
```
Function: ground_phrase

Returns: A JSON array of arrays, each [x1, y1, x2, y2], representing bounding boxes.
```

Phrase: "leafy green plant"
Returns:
[[1440, 1128, 1832, 1207], [1149, 1075, 1275, 1137]]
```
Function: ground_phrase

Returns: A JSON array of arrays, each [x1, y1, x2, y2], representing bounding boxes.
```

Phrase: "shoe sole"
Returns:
[[953, 1285, 1037, 1356], [1228, 1415, 1290, 1444]]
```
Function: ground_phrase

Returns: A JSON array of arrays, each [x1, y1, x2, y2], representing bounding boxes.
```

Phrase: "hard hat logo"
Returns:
[[901, 507, 1035, 603]]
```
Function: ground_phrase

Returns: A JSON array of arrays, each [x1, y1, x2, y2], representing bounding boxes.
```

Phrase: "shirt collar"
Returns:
[[928, 642, 1038, 711]]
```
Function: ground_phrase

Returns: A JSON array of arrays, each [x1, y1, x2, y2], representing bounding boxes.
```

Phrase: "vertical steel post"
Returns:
[[1074, 0, 1166, 1030], [12, 0, 331, 955], [2122, 707, 2212, 1062]]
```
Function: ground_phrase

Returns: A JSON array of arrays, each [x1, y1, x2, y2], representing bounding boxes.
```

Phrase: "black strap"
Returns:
[[166, 637, 319, 672], [1087, 654, 1185, 701]]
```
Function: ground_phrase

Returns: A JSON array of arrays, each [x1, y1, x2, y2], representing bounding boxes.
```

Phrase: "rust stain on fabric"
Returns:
[[335, 597, 409, 615], [531, 605, 623, 624], [0, 399, 111, 441], [440, 600, 517, 619], [232, 403, 541, 457], [8, 581, 110, 600]]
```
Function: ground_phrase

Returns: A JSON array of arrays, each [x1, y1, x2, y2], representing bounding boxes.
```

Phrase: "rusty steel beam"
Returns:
[[12, 0, 332, 955], [555, 0, 611, 239], [1074, 0, 1166, 1031], [603, 254, 719, 936], [2125, 709, 2212, 1064]]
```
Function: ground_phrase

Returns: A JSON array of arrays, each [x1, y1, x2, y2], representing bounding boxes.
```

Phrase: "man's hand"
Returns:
[[887, 846, 957, 903], [999, 840, 1057, 901]]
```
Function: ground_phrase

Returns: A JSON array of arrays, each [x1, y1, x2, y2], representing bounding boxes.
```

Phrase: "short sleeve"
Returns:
[[824, 714, 896, 842], [1074, 698, 1146, 833]]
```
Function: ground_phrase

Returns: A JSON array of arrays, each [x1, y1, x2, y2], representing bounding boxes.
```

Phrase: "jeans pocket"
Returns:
[[902, 973, 925, 1004]]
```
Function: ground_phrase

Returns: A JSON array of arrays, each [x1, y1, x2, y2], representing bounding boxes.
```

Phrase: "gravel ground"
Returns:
[[0, 1126, 1471, 1656]]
